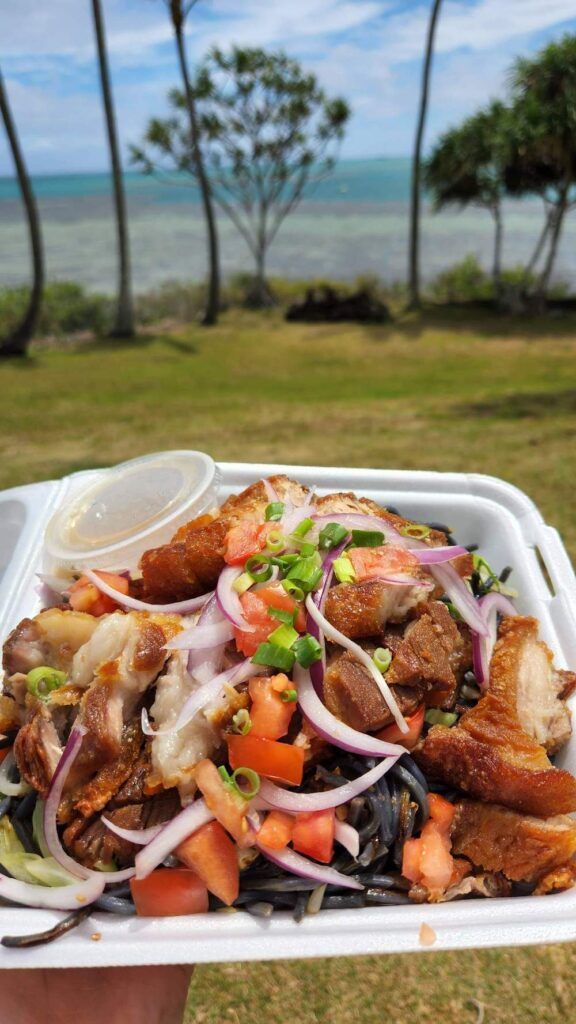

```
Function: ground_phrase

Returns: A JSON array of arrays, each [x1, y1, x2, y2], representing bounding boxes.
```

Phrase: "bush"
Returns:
[[135, 280, 206, 324], [427, 255, 491, 303], [0, 281, 112, 338]]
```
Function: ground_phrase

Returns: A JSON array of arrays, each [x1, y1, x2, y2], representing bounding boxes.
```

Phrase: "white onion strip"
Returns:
[[473, 592, 517, 687], [101, 817, 163, 846], [84, 570, 213, 615], [166, 620, 235, 651], [216, 565, 255, 631], [294, 664, 406, 758], [334, 819, 360, 858], [0, 752, 33, 797], [258, 758, 396, 812], [414, 545, 468, 564], [43, 725, 135, 884], [135, 798, 214, 879], [141, 659, 261, 737], [0, 872, 105, 910], [305, 596, 408, 733], [257, 842, 363, 891]]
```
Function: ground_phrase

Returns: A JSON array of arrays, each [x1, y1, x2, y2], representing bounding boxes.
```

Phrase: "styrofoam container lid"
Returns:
[[43, 450, 220, 574]]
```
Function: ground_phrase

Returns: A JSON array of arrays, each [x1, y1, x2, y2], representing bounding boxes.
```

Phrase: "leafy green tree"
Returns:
[[132, 47, 350, 306], [408, 0, 443, 310], [425, 101, 509, 297], [0, 68, 44, 356]]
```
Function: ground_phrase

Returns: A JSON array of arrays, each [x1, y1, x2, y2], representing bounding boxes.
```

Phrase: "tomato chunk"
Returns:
[[234, 585, 305, 657], [193, 759, 250, 844], [401, 838, 423, 883], [176, 820, 239, 906], [68, 571, 129, 617], [224, 522, 268, 565], [227, 735, 304, 786], [428, 792, 456, 831], [130, 868, 208, 917], [249, 674, 296, 739], [347, 545, 420, 583], [376, 705, 425, 750], [401, 795, 457, 895], [292, 809, 335, 864], [256, 810, 294, 851]]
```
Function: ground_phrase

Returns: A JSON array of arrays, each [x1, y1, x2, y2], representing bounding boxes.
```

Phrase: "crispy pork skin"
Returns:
[[325, 579, 432, 639], [451, 800, 576, 885], [323, 651, 423, 732], [387, 601, 470, 705]]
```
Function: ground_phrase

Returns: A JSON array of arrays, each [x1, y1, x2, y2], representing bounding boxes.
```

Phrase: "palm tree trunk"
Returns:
[[172, 11, 220, 325], [0, 69, 44, 357], [91, 0, 134, 338], [408, 0, 443, 310], [523, 204, 552, 285], [536, 187, 568, 304], [491, 202, 503, 300]]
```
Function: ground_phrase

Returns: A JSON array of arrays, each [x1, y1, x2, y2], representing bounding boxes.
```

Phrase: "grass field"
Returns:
[[1, 307, 575, 1023]]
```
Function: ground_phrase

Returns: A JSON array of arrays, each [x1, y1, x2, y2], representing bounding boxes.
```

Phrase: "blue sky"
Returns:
[[2, 0, 576, 176]]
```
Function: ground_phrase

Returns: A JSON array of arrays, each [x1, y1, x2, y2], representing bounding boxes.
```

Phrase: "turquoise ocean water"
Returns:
[[0, 158, 573, 293]]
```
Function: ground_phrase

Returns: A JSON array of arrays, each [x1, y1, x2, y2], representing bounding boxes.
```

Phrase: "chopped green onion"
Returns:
[[265, 529, 286, 554], [245, 556, 273, 584], [425, 709, 458, 727], [268, 623, 299, 650], [399, 524, 431, 540], [232, 571, 254, 595], [265, 502, 285, 522], [373, 647, 392, 673], [350, 529, 384, 548], [318, 523, 349, 551], [444, 600, 463, 621], [292, 634, 323, 668], [292, 517, 314, 539], [26, 666, 67, 701], [285, 555, 323, 594], [268, 607, 297, 626], [231, 767, 260, 799], [333, 554, 356, 584], [280, 688, 298, 703], [251, 642, 296, 672], [232, 709, 252, 735], [281, 580, 305, 602], [289, 539, 316, 557]]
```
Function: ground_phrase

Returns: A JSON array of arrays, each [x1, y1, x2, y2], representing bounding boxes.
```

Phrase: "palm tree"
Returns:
[[407, 0, 443, 310], [164, 0, 220, 325], [91, 0, 134, 337], [0, 68, 44, 357]]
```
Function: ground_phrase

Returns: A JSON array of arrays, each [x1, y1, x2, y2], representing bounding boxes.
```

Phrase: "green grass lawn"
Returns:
[[1, 307, 576, 1022]]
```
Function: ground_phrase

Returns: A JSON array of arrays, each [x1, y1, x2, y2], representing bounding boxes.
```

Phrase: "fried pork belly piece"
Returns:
[[139, 475, 310, 603], [416, 619, 576, 817], [451, 800, 576, 886], [13, 702, 63, 797], [325, 578, 432, 639], [387, 601, 471, 706], [3, 609, 97, 686], [490, 616, 574, 754], [324, 650, 424, 732], [63, 789, 179, 869]]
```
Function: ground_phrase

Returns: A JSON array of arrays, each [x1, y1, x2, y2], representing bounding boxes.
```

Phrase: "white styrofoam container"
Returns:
[[0, 460, 575, 969]]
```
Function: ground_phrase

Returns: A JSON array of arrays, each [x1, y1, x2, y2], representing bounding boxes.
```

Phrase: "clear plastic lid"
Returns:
[[44, 450, 220, 574]]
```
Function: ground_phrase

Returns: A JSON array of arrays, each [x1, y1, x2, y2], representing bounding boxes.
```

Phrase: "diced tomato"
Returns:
[[419, 820, 454, 892], [193, 759, 250, 844], [256, 810, 294, 850], [347, 545, 420, 583], [224, 522, 268, 565], [227, 735, 304, 786], [234, 585, 305, 657], [428, 792, 456, 831], [68, 571, 129, 617], [376, 704, 425, 750], [176, 820, 239, 906], [292, 809, 335, 864], [401, 837, 423, 883], [249, 674, 296, 739], [130, 868, 208, 917]]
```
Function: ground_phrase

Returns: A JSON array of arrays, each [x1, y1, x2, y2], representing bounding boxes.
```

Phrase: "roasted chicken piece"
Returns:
[[490, 616, 575, 753], [416, 617, 576, 817], [451, 800, 576, 886]]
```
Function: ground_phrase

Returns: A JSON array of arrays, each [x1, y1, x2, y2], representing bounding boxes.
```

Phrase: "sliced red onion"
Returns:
[[258, 757, 396, 812], [135, 799, 214, 878], [257, 842, 363, 890], [305, 596, 408, 733], [358, 573, 433, 588], [262, 478, 280, 502], [0, 872, 105, 910], [84, 570, 213, 615], [101, 817, 163, 846], [308, 538, 350, 695], [43, 725, 135, 884], [334, 819, 360, 858], [187, 594, 228, 683], [473, 592, 517, 687], [294, 664, 405, 758], [413, 545, 468, 564], [142, 659, 261, 737], [216, 565, 255, 631], [166, 620, 235, 651], [0, 752, 33, 797], [36, 572, 70, 596]]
